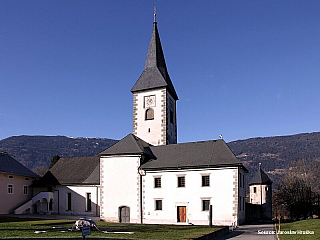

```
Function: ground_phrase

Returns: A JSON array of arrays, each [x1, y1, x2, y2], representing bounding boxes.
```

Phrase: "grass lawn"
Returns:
[[276, 219, 320, 240], [0, 216, 222, 239]]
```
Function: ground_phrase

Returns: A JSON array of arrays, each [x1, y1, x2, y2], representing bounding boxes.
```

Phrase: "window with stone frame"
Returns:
[[155, 199, 162, 210], [145, 108, 154, 120], [202, 199, 210, 211], [154, 177, 161, 188], [7, 184, 13, 194], [177, 176, 185, 187], [202, 175, 210, 187]]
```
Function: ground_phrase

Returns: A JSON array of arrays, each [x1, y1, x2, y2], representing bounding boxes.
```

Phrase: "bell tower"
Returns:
[[131, 19, 178, 146]]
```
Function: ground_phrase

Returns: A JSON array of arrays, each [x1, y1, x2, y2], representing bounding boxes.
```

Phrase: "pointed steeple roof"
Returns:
[[249, 167, 273, 185], [131, 22, 178, 100]]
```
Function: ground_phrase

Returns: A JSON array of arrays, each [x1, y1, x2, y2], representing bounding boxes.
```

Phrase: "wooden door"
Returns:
[[120, 206, 130, 223], [177, 206, 186, 222]]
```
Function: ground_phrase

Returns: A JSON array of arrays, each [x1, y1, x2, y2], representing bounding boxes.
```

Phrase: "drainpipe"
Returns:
[[140, 173, 143, 224]]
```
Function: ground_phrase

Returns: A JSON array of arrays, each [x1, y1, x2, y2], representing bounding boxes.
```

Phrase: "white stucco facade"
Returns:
[[53, 185, 100, 216], [249, 184, 270, 205], [133, 88, 177, 146], [142, 167, 246, 226], [99, 156, 246, 226], [100, 155, 142, 223]]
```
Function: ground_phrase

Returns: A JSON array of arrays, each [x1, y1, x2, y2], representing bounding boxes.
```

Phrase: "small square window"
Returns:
[[177, 176, 185, 187], [202, 175, 210, 187], [8, 184, 13, 194], [202, 200, 210, 211], [155, 200, 162, 210], [154, 177, 161, 188]]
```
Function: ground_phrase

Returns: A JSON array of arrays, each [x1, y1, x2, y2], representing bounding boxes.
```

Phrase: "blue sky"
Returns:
[[1, 0, 319, 143]]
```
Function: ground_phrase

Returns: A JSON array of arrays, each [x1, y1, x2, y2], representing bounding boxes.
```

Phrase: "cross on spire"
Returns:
[[154, 4, 157, 23]]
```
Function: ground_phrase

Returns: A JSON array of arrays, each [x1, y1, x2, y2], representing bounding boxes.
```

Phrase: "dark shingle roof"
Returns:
[[131, 22, 178, 100], [99, 134, 151, 156], [99, 135, 246, 171], [34, 156, 100, 186], [249, 168, 273, 185], [141, 139, 246, 171], [0, 152, 39, 178]]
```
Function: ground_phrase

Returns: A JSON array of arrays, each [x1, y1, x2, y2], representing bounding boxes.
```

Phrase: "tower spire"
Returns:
[[131, 16, 178, 100]]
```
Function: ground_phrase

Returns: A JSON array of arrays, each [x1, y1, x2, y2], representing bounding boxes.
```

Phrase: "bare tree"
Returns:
[[277, 159, 318, 220]]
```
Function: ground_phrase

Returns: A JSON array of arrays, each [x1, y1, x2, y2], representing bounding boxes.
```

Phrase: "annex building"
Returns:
[[15, 19, 249, 227]]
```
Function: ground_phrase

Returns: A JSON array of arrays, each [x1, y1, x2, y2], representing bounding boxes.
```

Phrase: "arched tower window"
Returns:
[[145, 108, 154, 120]]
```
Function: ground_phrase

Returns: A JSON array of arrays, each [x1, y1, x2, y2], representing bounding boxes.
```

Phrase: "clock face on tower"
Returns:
[[144, 95, 156, 108]]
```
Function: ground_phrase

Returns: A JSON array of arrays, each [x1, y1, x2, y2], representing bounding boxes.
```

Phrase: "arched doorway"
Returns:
[[119, 206, 130, 223]]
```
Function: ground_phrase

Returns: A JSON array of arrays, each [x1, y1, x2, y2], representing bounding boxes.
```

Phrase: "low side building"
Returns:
[[0, 152, 39, 214]]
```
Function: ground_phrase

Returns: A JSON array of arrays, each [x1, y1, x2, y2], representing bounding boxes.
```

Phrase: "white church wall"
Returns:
[[143, 167, 241, 226], [100, 155, 141, 223], [53, 185, 100, 216]]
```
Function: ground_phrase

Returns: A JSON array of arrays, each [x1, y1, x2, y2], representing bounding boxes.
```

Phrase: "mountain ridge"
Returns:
[[0, 135, 118, 174], [1, 132, 320, 186]]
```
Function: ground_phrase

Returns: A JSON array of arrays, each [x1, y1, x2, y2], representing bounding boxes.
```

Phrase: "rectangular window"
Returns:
[[155, 200, 162, 210], [8, 184, 13, 194], [243, 175, 245, 188], [86, 193, 92, 212], [67, 193, 72, 211], [239, 196, 242, 211], [239, 173, 242, 187], [202, 175, 210, 187], [202, 200, 210, 211], [177, 176, 185, 187], [23, 185, 28, 195], [254, 187, 257, 193], [154, 177, 161, 188]]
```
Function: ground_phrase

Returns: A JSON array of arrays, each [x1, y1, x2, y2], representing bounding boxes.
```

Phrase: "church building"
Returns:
[[15, 18, 248, 227], [99, 19, 247, 226]]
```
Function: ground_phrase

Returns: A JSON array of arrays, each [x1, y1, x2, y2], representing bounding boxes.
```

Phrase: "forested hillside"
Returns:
[[228, 132, 320, 186], [0, 135, 118, 174]]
